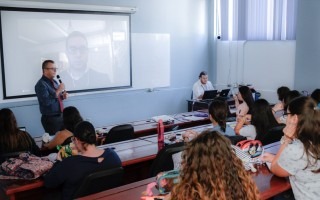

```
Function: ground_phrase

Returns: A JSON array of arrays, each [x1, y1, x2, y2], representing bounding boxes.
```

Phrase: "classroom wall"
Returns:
[[0, 0, 212, 137], [216, 41, 296, 104], [295, 0, 320, 93]]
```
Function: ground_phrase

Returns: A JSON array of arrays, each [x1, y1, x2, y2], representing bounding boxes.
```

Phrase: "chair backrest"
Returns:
[[149, 142, 185, 177], [73, 167, 124, 198], [104, 124, 134, 144], [259, 125, 285, 145]]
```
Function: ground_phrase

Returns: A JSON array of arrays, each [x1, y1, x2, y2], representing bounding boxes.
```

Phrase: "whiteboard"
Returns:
[[131, 33, 170, 89]]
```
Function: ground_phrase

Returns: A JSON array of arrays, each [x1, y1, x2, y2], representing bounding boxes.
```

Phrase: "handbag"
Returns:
[[156, 169, 180, 194], [236, 140, 263, 158], [1, 153, 53, 179]]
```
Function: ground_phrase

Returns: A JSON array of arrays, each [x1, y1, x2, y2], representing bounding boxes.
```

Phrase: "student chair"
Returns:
[[103, 124, 134, 144], [259, 125, 285, 146], [149, 142, 185, 177], [73, 167, 124, 198]]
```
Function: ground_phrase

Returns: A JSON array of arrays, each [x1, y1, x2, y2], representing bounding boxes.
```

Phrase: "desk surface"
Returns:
[[95, 111, 211, 138], [77, 165, 290, 200], [3, 126, 288, 200]]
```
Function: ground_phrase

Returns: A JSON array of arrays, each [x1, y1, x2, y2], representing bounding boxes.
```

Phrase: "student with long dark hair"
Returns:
[[234, 86, 254, 116], [272, 86, 290, 115], [262, 96, 320, 200], [43, 106, 83, 150], [0, 108, 40, 156], [208, 100, 235, 136], [235, 99, 279, 140], [311, 88, 320, 108]]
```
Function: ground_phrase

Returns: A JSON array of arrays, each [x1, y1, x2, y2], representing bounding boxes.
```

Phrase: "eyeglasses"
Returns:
[[67, 47, 88, 54], [45, 67, 58, 71]]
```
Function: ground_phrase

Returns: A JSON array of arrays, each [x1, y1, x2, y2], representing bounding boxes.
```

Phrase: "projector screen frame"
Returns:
[[0, 6, 133, 99]]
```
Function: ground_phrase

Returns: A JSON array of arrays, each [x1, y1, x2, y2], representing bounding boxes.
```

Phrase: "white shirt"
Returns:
[[192, 79, 214, 99], [239, 124, 256, 140], [278, 140, 320, 200]]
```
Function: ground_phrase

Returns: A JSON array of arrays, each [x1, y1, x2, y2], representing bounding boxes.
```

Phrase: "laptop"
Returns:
[[202, 90, 218, 100], [219, 89, 230, 98]]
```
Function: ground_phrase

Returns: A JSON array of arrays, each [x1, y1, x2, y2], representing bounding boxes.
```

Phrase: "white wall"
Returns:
[[216, 41, 296, 104]]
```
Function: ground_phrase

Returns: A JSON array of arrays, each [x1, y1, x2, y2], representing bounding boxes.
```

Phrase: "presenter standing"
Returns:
[[35, 60, 68, 136], [192, 71, 214, 99]]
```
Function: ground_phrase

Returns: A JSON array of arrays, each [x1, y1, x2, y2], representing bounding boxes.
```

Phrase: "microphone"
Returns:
[[56, 75, 65, 93], [57, 75, 62, 84]]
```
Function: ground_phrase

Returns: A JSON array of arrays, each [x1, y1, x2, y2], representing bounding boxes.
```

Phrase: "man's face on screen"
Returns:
[[66, 36, 88, 71]]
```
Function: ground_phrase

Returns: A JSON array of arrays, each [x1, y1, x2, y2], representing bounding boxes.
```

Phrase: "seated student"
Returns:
[[169, 130, 260, 200], [0, 108, 40, 157], [262, 96, 320, 200], [272, 86, 290, 116], [192, 71, 214, 100], [43, 106, 83, 150], [44, 121, 121, 200], [208, 100, 235, 136], [235, 99, 279, 140], [233, 85, 254, 116], [311, 88, 320, 108], [276, 90, 301, 124]]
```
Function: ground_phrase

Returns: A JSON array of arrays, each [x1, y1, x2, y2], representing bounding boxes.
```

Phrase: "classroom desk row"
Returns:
[[1, 125, 290, 200], [79, 141, 291, 200], [0, 124, 212, 200], [77, 165, 291, 200], [95, 110, 212, 138], [33, 110, 211, 148]]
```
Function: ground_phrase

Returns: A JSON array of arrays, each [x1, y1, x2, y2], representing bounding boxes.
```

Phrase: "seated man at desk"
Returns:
[[192, 71, 214, 100]]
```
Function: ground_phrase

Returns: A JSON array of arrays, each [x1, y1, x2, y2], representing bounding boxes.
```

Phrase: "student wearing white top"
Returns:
[[262, 97, 320, 200], [192, 71, 214, 99]]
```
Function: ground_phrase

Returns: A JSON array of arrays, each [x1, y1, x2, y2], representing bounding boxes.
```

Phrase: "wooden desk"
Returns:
[[2, 128, 288, 200], [95, 111, 211, 138], [78, 165, 291, 200], [0, 138, 159, 200]]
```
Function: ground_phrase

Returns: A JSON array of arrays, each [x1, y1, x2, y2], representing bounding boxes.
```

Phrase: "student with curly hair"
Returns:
[[262, 96, 320, 200], [170, 130, 260, 200]]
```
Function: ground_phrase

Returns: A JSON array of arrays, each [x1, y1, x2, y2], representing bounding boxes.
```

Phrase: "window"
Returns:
[[213, 0, 298, 41]]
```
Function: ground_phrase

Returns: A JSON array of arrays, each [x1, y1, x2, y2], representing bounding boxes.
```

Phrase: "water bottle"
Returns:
[[157, 119, 165, 150]]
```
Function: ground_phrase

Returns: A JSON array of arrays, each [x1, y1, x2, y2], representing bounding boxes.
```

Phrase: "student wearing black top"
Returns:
[[44, 121, 121, 200]]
